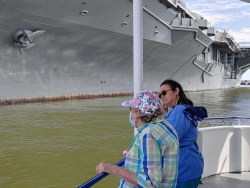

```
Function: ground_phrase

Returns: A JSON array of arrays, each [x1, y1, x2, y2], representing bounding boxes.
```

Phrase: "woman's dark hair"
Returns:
[[160, 79, 193, 106]]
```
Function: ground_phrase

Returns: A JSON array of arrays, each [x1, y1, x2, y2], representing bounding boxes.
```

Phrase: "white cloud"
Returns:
[[184, 0, 250, 24], [241, 28, 250, 32], [182, 0, 250, 42], [242, 69, 250, 80], [241, 10, 250, 16], [203, 13, 239, 25], [186, 0, 249, 12], [230, 28, 250, 43]]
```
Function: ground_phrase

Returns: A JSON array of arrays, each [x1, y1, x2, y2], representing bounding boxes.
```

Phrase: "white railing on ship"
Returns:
[[196, 57, 221, 65], [176, 0, 186, 8], [239, 42, 250, 49], [204, 116, 250, 126], [215, 28, 239, 48], [174, 0, 193, 17]]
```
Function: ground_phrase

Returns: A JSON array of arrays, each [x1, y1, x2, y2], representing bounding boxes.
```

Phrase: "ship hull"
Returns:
[[0, 0, 241, 103]]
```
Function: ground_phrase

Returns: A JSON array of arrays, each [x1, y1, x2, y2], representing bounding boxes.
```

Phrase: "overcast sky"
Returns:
[[183, 0, 250, 79]]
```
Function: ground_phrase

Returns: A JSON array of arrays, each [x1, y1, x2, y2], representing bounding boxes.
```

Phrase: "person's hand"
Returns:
[[96, 162, 109, 174], [162, 104, 168, 113], [121, 149, 129, 158]]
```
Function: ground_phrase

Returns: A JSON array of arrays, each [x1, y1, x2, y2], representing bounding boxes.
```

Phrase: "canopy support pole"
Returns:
[[133, 0, 143, 98], [133, 0, 143, 135]]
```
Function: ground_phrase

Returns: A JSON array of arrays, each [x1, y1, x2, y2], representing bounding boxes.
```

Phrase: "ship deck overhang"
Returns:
[[212, 41, 237, 53]]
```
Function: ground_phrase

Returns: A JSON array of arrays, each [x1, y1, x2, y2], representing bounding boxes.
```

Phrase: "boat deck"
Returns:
[[198, 172, 250, 188]]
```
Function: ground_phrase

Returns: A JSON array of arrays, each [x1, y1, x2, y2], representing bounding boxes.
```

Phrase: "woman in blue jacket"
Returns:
[[159, 79, 207, 188]]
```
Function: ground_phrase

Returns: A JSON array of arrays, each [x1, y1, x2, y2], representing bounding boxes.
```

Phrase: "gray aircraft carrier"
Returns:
[[0, 0, 250, 105]]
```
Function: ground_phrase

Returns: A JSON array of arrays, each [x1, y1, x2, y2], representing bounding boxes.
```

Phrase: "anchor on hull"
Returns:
[[14, 29, 45, 55]]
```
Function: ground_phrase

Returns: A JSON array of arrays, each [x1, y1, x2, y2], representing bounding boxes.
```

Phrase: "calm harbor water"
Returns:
[[1, 86, 250, 188]]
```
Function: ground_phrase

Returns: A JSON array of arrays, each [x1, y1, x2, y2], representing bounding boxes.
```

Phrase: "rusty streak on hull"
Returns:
[[0, 92, 133, 106]]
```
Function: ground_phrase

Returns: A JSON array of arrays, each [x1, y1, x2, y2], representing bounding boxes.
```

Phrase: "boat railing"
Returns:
[[76, 116, 250, 188], [203, 116, 250, 126], [77, 159, 124, 188]]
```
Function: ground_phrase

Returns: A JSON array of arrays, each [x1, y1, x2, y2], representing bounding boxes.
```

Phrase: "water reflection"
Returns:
[[189, 87, 250, 127]]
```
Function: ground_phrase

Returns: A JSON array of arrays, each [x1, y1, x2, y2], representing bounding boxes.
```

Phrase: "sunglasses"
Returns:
[[158, 89, 172, 98]]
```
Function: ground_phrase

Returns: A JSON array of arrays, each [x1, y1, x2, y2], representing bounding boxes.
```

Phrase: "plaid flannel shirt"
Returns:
[[119, 120, 179, 188]]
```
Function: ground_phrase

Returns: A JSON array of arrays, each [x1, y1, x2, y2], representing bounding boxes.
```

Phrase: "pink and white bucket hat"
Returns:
[[122, 91, 162, 115]]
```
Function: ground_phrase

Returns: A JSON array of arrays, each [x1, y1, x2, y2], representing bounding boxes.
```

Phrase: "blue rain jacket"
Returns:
[[165, 103, 207, 183]]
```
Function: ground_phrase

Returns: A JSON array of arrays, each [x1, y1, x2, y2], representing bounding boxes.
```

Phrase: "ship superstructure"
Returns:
[[241, 0, 250, 3], [0, 0, 249, 104]]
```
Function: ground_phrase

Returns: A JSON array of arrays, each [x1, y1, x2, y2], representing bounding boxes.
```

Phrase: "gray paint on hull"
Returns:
[[0, 0, 241, 101]]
